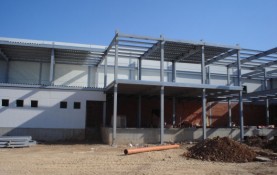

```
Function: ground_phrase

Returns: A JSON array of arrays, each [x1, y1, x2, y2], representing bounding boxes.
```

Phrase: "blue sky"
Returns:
[[1, 0, 276, 50]]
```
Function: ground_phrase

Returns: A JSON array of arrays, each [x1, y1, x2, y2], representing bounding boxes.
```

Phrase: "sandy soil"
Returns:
[[0, 143, 276, 175]]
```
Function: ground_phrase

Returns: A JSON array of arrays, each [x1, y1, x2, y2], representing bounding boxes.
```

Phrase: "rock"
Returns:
[[255, 156, 271, 162]]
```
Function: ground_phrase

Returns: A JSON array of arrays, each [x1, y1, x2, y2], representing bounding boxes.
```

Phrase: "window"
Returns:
[[60, 101, 67, 109], [31, 100, 38, 108], [16, 100, 24, 107], [2, 99, 9, 107], [74, 102, 81, 109]]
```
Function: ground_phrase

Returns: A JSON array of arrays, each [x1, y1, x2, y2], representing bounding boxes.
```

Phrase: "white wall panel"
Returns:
[[0, 87, 105, 129], [9, 61, 40, 84], [54, 64, 88, 87]]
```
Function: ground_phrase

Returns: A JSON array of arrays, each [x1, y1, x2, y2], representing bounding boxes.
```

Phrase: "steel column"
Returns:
[[49, 48, 55, 85], [264, 69, 270, 125], [137, 95, 142, 128], [112, 83, 118, 146], [227, 67, 230, 85], [103, 101, 106, 127], [160, 37, 165, 144], [228, 98, 232, 127], [172, 61, 176, 82], [172, 97, 176, 125], [237, 50, 244, 141], [160, 40, 165, 82], [206, 66, 210, 84], [114, 39, 118, 81], [227, 67, 232, 127], [201, 45, 207, 140], [138, 58, 142, 80], [160, 86, 164, 144], [104, 56, 107, 87], [88, 66, 92, 87]]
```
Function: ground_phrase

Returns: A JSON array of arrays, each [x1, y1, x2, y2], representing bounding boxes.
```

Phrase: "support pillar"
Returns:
[[206, 66, 210, 84], [112, 84, 118, 146], [104, 56, 107, 87], [103, 101, 106, 127], [172, 97, 176, 126], [137, 95, 142, 128], [49, 48, 55, 85], [112, 33, 119, 146], [228, 98, 232, 127], [237, 50, 244, 141], [201, 45, 207, 140], [160, 38, 165, 144], [87, 66, 92, 87], [172, 61, 176, 82], [160, 86, 164, 144], [227, 67, 232, 127], [138, 58, 142, 80], [264, 69, 269, 125]]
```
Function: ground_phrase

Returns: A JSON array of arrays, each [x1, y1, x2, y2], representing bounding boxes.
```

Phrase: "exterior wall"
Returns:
[[0, 86, 105, 129], [9, 61, 40, 84], [54, 64, 88, 87]]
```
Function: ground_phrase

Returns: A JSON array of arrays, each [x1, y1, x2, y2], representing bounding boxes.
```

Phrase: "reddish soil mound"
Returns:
[[185, 137, 256, 163]]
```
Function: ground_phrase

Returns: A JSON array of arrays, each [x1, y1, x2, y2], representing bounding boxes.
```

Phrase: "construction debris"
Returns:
[[264, 138, 277, 153], [185, 137, 256, 163], [244, 136, 267, 147], [124, 144, 179, 155], [0, 136, 36, 148]]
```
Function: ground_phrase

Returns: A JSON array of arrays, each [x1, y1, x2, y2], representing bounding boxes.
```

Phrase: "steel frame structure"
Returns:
[[1, 33, 277, 145]]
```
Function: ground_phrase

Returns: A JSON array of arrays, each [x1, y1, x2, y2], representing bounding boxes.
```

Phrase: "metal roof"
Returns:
[[0, 37, 106, 66]]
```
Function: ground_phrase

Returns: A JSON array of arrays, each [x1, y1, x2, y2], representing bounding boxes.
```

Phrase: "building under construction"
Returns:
[[0, 32, 276, 145]]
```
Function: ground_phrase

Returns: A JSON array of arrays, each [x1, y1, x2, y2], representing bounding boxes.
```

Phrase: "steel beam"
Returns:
[[206, 49, 237, 65], [0, 49, 9, 62], [112, 83, 118, 146], [97, 33, 117, 67], [49, 48, 55, 85], [229, 47, 277, 67], [175, 47, 201, 62], [139, 42, 160, 60]]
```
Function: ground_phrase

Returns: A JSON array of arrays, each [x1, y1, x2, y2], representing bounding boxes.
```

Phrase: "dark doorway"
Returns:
[[86, 101, 103, 140]]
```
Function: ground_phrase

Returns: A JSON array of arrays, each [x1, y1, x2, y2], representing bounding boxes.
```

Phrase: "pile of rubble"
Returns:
[[245, 136, 277, 153], [185, 137, 256, 163]]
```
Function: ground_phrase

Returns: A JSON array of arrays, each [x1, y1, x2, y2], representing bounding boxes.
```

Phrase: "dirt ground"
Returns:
[[0, 143, 276, 175]]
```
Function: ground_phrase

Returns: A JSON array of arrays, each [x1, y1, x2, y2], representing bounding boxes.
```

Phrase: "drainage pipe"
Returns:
[[124, 144, 180, 155]]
